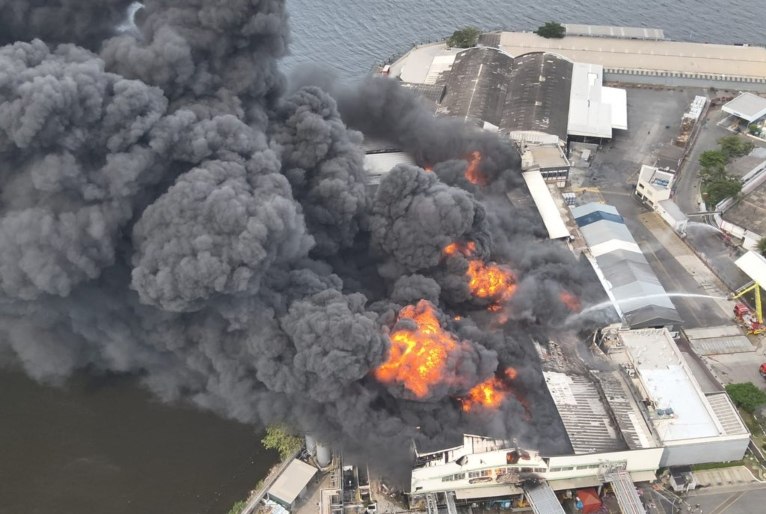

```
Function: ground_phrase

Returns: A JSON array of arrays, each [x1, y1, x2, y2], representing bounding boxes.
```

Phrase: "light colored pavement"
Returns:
[[693, 466, 758, 487], [499, 32, 766, 79], [704, 350, 766, 390], [684, 478, 766, 514]]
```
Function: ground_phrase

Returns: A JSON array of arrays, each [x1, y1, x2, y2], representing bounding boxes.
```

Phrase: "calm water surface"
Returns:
[[2, 1, 761, 512], [0, 370, 277, 514], [285, 0, 766, 76]]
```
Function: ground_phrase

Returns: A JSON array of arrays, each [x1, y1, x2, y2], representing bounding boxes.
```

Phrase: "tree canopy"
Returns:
[[703, 176, 741, 207], [447, 27, 480, 48], [718, 135, 754, 161], [758, 237, 766, 257], [699, 150, 726, 173], [726, 382, 766, 413], [261, 425, 303, 460], [535, 21, 565, 39]]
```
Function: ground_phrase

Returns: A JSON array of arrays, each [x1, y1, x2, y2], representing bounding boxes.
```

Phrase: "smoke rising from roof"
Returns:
[[0, 1, 605, 476]]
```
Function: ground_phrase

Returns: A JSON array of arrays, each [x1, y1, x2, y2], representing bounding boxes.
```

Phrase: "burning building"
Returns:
[[0, 0, 607, 477], [409, 328, 749, 505]]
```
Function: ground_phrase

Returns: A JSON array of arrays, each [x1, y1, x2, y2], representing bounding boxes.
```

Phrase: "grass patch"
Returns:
[[691, 460, 745, 471]]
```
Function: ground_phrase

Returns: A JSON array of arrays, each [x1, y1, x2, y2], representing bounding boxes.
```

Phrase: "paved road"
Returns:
[[673, 107, 731, 215], [683, 482, 766, 514]]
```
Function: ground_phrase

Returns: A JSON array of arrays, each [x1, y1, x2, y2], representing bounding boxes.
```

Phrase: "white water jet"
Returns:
[[568, 292, 727, 323]]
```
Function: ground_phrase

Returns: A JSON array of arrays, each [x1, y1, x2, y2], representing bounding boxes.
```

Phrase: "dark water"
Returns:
[[0, 370, 278, 514], [285, 0, 766, 76], [2, 1, 760, 513]]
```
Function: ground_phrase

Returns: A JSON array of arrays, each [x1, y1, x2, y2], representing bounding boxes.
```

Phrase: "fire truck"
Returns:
[[733, 302, 765, 335]]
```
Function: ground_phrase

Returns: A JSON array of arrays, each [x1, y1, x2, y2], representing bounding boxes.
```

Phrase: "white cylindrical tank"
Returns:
[[316, 441, 332, 467], [305, 434, 317, 456]]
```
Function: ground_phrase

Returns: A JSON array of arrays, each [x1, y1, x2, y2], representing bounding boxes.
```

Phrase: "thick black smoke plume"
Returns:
[[1, 1, 605, 478]]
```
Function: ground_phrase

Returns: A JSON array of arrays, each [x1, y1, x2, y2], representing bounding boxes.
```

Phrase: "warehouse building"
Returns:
[[409, 327, 748, 504], [571, 203, 682, 328], [599, 327, 750, 467]]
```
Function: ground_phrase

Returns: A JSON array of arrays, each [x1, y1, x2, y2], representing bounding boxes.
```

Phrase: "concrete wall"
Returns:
[[660, 436, 750, 467], [547, 447, 664, 480], [605, 71, 766, 93]]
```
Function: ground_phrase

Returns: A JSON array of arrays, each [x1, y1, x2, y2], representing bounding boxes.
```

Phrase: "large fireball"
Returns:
[[374, 300, 470, 398]]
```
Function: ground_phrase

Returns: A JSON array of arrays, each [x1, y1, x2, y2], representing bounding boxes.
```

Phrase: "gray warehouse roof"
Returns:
[[573, 202, 681, 328], [499, 52, 573, 142], [438, 47, 514, 125], [405, 47, 573, 143]]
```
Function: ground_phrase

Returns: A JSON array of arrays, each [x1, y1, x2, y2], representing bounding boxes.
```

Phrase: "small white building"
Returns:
[[567, 63, 628, 141], [267, 459, 318, 509], [722, 93, 766, 124], [656, 199, 688, 234], [635, 165, 675, 208]]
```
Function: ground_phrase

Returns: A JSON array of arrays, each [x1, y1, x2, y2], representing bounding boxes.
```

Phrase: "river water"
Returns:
[[2, 1, 760, 513], [0, 370, 278, 514], [285, 0, 766, 76]]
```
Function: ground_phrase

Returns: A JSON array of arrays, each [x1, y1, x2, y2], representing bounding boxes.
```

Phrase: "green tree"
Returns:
[[718, 135, 754, 160], [757, 237, 766, 257], [702, 176, 742, 207], [726, 382, 766, 413], [535, 21, 566, 39], [699, 150, 726, 172], [447, 27, 480, 48], [227, 500, 247, 514], [261, 425, 302, 460], [749, 123, 762, 136]]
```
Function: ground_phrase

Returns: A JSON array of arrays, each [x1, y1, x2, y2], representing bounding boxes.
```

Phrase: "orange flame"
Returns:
[[461, 367, 518, 412], [443, 241, 476, 257], [442, 241, 517, 307], [560, 291, 582, 312], [374, 300, 466, 398], [467, 260, 516, 304], [465, 151, 488, 186], [423, 165, 433, 173]]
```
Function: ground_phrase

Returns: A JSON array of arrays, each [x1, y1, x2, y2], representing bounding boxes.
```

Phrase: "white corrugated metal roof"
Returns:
[[735, 251, 766, 286], [521, 170, 570, 239], [602, 87, 628, 130], [567, 63, 613, 138], [658, 200, 687, 223], [571, 202, 620, 218], [564, 24, 665, 40], [268, 459, 318, 505], [589, 239, 642, 257], [722, 93, 766, 123]]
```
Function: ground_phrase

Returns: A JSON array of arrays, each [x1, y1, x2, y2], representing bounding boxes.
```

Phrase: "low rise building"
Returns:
[[635, 165, 675, 208], [267, 459, 319, 510], [599, 327, 750, 467], [521, 144, 571, 186], [722, 92, 766, 125]]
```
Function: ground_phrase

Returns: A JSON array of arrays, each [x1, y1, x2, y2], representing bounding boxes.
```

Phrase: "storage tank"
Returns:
[[305, 434, 317, 456], [316, 441, 332, 467]]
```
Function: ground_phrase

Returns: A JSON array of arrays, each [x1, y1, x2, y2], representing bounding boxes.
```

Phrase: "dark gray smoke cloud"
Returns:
[[370, 164, 489, 272], [0, 0, 134, 49], [0, 0, 606, 477]]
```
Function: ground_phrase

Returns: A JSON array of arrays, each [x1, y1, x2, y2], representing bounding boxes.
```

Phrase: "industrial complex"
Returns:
[[250, 24, 766, 514]]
